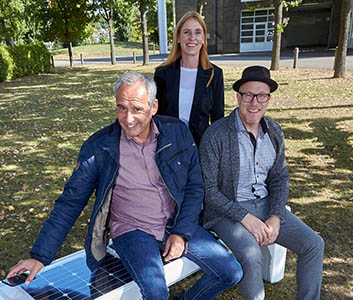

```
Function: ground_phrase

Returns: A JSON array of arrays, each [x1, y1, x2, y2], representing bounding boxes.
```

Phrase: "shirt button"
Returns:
[[177, 161, 181, 165]]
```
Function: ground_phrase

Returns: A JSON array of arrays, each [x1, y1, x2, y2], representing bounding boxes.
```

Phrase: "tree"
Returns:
[[0, 0, 26, 45], [39, 0, 95, 67], [94, 0, 118, 65], [139, 0, 149, 65], [127, 0, 154, 65], [113, 0, 135, 42], [270, 0, 302, 70], [334, 0, 352, 78]]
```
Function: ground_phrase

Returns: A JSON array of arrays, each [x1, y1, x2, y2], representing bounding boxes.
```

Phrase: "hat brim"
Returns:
[[233, 78, 278, 93]]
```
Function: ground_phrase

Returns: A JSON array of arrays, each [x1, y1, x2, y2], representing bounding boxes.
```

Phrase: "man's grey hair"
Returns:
[[113, 72, 157, 107]]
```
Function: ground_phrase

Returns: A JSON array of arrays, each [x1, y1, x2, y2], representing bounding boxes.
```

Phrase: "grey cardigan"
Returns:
[[199, 109, 290, 230]]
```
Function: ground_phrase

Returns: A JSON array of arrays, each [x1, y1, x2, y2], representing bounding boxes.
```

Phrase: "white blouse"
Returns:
[[178, 67, 197, 125]]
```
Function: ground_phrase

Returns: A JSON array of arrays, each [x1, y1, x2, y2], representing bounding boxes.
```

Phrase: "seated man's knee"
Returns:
[[303, 232, 325, 257], [311, 233, 324, 255], [230, 260, 244, 286], [221, 256, 244, 287], [238, 245, 263, 268]]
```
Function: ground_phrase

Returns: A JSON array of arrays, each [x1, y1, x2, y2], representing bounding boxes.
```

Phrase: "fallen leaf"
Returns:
[[8, 205, 15, 212]]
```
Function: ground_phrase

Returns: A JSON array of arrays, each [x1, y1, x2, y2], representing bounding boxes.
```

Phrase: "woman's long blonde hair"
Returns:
[[160, 11, 212, 71]]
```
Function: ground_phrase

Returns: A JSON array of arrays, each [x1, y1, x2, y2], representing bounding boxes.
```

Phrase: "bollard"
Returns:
[[333, 46, 338, 70], [293, 47, 299, 69], [133, 51, 136, 64], [80, 53, 84, 66], [51, 56, 55, 68]]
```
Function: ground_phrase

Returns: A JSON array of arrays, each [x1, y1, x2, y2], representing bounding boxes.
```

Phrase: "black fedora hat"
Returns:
[[232, 65, 278, 93]]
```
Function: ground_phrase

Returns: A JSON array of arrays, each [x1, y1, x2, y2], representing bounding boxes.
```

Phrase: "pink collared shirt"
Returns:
[[109, 120, 176, 241]]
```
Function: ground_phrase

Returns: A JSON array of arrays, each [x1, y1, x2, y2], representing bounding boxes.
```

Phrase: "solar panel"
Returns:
[[0, 244, 200, 300]]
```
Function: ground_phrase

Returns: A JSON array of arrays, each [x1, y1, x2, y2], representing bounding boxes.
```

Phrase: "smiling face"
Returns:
[[116, 81, 158, 144], [178, 18, 204, 60], [237, 81, 271, 135]]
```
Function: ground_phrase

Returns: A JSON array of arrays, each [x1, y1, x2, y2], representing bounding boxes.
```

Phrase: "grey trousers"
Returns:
[[212, 198, 324, 300]]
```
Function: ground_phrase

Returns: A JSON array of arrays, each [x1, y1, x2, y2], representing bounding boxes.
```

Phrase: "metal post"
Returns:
[[133, 51, 136, 64], [80, 53, 84, 66], [51, 56, 55, 68], [293, 47, 299, 69], [172, 0, 176, 30], [157, 0, 168, 54]]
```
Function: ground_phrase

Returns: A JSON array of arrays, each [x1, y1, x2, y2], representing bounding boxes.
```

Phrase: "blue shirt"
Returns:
[[235, 109, 276, 201]]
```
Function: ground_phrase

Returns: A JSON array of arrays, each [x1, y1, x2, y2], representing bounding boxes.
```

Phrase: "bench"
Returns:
[[1, 206, 291, 300], [0, 242, 287, 300]]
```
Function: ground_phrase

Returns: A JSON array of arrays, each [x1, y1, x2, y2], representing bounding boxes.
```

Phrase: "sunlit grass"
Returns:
[[0, 64, 352, 299]]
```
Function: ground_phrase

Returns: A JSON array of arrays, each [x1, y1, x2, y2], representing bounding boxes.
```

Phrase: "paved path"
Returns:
[[53, 48, 353, 70]]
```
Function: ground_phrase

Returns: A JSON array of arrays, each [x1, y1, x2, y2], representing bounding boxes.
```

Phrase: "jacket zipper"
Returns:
[[92, 165, 119, 222], [155, 143, 180, 230]]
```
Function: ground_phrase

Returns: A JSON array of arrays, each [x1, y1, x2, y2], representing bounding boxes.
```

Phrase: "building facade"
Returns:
[[175, 0, 353, 53]]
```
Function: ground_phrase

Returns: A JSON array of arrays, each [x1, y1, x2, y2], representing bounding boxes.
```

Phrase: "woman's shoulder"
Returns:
[[156, 60, 179, 71], [211, 63, 223, 74]]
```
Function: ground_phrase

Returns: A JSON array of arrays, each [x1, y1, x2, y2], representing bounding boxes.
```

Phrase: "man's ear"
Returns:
[[152, 99, 158, 115]]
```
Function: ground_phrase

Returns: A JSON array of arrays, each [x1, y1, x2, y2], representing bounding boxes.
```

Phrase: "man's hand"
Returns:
[[162, 234, 187, 261], [6, 258, 43, 285], [263, 215, 281, 246], [241, 213, 271, 246]]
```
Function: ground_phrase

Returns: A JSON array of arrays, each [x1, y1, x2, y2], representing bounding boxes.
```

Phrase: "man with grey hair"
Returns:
[[7, 72, 243, 300]]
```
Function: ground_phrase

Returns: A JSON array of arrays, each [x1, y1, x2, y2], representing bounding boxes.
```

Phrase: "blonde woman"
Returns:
[[154, 11, 224, 146]]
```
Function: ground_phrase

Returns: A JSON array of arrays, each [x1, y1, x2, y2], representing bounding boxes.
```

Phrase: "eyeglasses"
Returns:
[[238, 92, 270, 103]]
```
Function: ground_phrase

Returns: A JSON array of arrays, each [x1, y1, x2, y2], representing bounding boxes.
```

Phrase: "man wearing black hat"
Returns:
[[199, 66, 324, 300]]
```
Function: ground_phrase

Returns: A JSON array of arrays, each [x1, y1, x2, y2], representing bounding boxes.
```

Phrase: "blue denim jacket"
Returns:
[[30, 115, 204, 270]]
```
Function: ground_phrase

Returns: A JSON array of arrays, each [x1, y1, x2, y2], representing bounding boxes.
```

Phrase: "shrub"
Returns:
[[8, 43, 51, 79], [0, 46, 14, 82]]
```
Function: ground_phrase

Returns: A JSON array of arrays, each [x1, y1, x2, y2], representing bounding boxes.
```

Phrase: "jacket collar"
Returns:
[[98, 120, 121, 163]]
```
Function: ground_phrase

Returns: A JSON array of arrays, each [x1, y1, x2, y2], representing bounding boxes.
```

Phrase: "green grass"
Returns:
[[0, 64, 352, 299], [50, 42, 160, 60]]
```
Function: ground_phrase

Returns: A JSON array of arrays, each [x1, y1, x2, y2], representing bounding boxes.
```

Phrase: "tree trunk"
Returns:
[[334, 0, 352, 78], [108, 17, 116, 65], [140, 0, 149, 65], [196, 0, 204, 15], [270, 0, 283, 71], [68, 42, 73, 67]]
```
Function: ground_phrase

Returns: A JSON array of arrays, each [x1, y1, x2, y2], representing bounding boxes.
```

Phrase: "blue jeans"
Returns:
[[212, 198, 324, 300], [112, 226, 243, 300]]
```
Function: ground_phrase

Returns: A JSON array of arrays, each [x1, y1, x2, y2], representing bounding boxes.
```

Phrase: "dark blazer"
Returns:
[[154, 59, 224, 146]]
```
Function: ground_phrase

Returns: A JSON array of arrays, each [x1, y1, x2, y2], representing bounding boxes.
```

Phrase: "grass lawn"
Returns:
[[0, 64, 352, 299], [50, 42, 160, 60]]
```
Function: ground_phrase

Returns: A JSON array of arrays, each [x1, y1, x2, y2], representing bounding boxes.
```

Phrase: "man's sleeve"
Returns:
[[199, 129, 248, 224], [30, 140, 97, 265], [266, 128, 290, 219]]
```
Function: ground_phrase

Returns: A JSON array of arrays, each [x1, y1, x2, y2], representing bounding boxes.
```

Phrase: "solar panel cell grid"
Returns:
[[21, 253, 133, 300]]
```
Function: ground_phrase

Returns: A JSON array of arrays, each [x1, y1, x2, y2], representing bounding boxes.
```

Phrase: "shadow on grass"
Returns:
[[0, 67, 352, 299]]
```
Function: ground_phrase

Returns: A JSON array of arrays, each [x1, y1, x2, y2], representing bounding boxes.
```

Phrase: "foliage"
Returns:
[[113, 0, 137, 42], [0, 0, 44, 45], [0, 65, 352, 299], [0, 0, 27, 45], [0, 46, 14, 81], [0, 42, 51, 81], [39, 0, 96, 44]]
